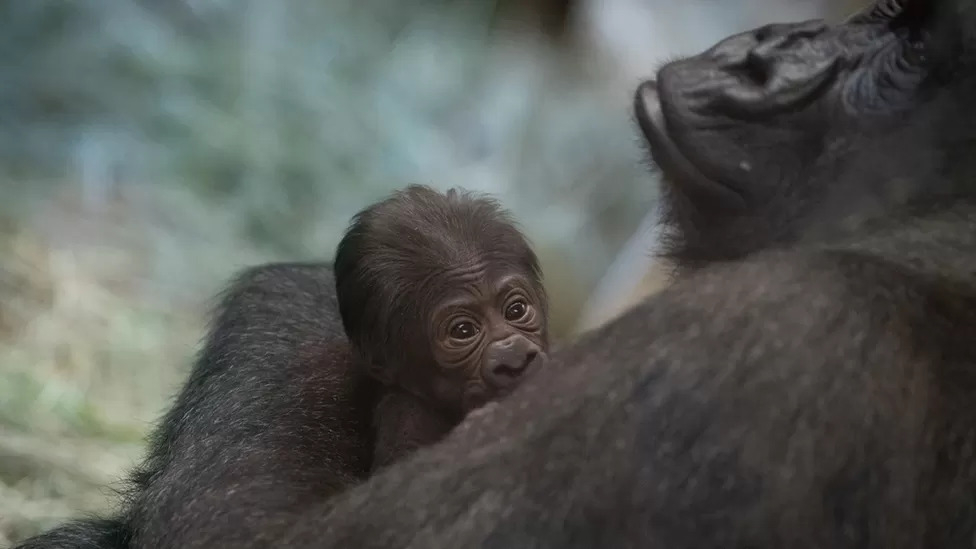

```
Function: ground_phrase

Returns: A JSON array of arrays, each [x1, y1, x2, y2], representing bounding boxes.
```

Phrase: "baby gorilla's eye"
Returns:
[[449, 321, 479, 341], [504, 300, 528, 321]]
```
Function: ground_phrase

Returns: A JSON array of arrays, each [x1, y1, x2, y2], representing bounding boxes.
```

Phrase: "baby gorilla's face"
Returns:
[[408, 263, 549, 415]]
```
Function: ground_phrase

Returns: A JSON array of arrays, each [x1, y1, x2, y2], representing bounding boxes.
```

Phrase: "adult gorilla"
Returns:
[[301, 0, 976, 547], [18, 0, 976, 547]]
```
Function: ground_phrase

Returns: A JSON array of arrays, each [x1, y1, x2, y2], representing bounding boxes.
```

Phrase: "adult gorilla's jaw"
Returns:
[[634, 81, 746, 208]]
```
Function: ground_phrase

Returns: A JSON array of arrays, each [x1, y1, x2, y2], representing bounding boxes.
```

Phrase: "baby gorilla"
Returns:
[[334, 185, 549, 471]]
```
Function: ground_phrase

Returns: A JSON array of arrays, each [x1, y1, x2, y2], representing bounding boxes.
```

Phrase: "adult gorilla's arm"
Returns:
[[126, 263, 373, 548], [128, 219, 976, 549], [290, 228, 975, 548]]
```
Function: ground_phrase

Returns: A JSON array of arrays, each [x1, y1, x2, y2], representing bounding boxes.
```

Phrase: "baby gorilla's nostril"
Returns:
[[491, 364, 522, 379], [484, 345, 539, 389], [491, 353, 531, 379]]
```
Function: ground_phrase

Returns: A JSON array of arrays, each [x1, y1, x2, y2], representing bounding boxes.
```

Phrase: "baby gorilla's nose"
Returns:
[[483, 335, 541, 389]]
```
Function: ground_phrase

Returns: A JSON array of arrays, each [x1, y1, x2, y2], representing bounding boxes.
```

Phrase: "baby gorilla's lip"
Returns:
[[463, 352, 546, 413], [634, 80, 746, 208], [496, 351, 546, 396]]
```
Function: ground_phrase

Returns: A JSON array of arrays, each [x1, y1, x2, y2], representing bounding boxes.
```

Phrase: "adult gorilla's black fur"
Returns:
[[12, 518, 128, 549], [16, 0, 976, 547], [121, 264, 378, 545]]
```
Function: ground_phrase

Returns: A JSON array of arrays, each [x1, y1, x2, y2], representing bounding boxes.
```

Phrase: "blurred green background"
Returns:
[[0, 0, 861, 544]]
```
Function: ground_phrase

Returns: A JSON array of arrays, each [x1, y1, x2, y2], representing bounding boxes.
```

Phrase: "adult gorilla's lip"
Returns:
[[634, 80, 746, 208]]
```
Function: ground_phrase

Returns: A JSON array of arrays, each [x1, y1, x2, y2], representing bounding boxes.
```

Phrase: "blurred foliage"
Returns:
[[0, 0, 652, 262]]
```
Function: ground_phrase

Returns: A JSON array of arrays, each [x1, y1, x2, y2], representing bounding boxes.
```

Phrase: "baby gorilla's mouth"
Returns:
[[463, 351, 546, 413], [634, 81, 746, 208]]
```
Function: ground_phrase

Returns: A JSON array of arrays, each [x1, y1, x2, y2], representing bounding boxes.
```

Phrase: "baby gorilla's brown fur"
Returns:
[[334, 185, 549, 471]]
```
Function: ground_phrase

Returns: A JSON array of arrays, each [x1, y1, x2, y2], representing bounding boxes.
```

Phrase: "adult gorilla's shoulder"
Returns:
[[123, 261, 378, 547]]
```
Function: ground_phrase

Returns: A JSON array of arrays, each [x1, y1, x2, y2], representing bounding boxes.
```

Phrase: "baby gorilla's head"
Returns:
[[335, 185, 549, 417]]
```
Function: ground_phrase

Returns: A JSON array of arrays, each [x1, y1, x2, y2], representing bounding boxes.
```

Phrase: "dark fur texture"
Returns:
[[123, 263, 378, 547], [12, 518, 129, 549], [17, 0, 976, 547]]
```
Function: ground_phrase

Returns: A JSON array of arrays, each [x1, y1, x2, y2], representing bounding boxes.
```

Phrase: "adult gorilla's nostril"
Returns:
[[743, 52, 771, 86]]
